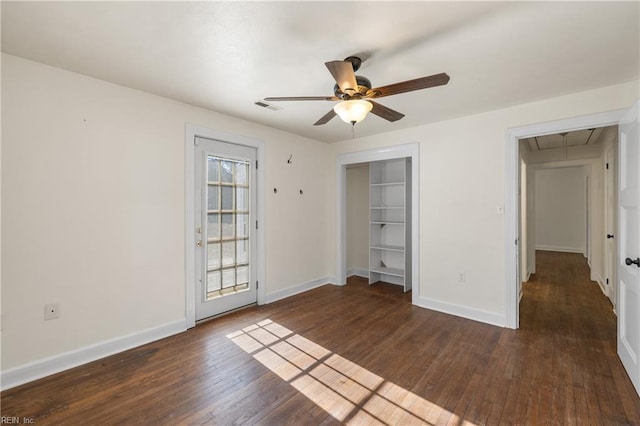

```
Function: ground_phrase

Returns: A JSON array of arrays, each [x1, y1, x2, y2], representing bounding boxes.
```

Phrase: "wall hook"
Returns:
[[287, 154, 293, 164], [299, 189, 304, 195], [273, 188, 278, 194]]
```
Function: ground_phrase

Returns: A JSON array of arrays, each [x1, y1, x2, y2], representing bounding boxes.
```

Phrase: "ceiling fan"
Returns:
[[264, 56, 450, 126]]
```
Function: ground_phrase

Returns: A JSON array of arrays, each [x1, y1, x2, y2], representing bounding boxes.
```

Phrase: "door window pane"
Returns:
[[236, 187, 247, 211], [237, 240, 248, 264], [222, 269, 235, 289], [207, 214, 220, 239], [207, 185, 219, 210], [207, 243, 220, 269], [221, 186, 233, 210], [236, 163, 248, 185], [222, 241, 235, 267], [204, 155, 251, 300], [222, 214, 234, 238], [207, 158, 219, 183], [236, 214, 248, 238], [221, 161, 233, 183], [207, 271, 221, 293], [236, 266, 248, 285]]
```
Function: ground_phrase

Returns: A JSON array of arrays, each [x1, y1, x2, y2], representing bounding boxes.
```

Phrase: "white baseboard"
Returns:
[[347, 268, 369, 278], [519, 285, 523, 303], [265, 276, 331, 304], [1, 319, 185, 391], [595, 276, 610, 298], [415, 296, 506, 328], [536, 245, 584, 254], [597, 280, 607, 296]]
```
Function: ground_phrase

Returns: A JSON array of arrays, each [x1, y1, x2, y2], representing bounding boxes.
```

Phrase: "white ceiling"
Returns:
[[2, 1, 638, 143]]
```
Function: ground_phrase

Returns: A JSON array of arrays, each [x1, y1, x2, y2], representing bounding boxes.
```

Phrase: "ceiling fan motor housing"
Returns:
[[334, 75, 372, 99]]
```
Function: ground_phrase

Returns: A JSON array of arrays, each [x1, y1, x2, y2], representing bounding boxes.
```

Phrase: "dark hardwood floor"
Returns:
[[3, 251, 640, 424]]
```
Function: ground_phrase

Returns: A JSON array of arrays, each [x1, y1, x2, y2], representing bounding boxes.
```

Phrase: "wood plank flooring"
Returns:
[[3, 251, 640, 424]]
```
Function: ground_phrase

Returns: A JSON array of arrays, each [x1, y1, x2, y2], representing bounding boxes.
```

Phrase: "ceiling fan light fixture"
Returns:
[[333, 100, 372, 124]]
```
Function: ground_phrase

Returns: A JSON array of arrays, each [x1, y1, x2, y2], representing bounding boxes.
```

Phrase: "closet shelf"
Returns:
[[369, 158, 412, 293], [370, 266, 405, 278], [370, 245, 404, 252], [370, 182, 405, 187]]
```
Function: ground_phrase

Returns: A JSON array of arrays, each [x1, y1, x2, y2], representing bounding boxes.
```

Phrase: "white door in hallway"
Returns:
[[194, 137, 257, 321], [618, 101, 640, 396], [605, 144, 616, 307]]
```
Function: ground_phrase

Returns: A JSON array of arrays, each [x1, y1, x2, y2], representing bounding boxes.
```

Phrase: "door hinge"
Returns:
[[515, 239, 518, 245], [256, 160, 258, 169], [606, 278, 609, 284], [256, 280, 259, 289], [256, 220, 258, 229], [606, 162, 609, 170]]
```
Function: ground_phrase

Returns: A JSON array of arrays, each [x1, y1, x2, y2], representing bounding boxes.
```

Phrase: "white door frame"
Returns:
[[505, 109, 627, 329], [336, 143, 420, 305], [185, 124, 266, 329]]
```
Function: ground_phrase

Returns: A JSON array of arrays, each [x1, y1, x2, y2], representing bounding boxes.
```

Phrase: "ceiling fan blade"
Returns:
[[264, 96, 338, 101], [325, 61, 358, 94], [369, 73, 450, 98], [314, 109, 337, 126], [369, 101, 405, 122]]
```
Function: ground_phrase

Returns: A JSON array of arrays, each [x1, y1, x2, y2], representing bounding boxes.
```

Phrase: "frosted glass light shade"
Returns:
[[333, 100, 373, 124]]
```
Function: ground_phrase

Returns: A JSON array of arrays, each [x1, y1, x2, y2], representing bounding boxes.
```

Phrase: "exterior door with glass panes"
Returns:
[[194, 137, 257, 320]]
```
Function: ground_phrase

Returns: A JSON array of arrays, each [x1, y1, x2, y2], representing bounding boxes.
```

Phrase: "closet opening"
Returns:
[[336, 143, 420, 305], [346, 158, 412, 294]]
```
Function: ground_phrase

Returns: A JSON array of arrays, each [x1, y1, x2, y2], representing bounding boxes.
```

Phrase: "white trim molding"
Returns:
[[184, 124, 266, 329], [535, 245, 585, 254], [505, 108, 627, 329], [347, 268, 369, 278], [415, 296, 506, 328], [1, 320, 185, 391], [265, 277, 333, 304], [336, 143, 420, 306]]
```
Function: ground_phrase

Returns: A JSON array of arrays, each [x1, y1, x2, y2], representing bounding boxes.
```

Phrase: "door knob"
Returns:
[[625, 257, 640, 267], [196, 240, 204, 248], [607, 234, 615, 239]]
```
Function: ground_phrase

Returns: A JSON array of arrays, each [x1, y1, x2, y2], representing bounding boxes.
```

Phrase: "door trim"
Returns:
[[505, 108, 627, 329], [185, 124, 266, 329], [335, 143, 420, 306]]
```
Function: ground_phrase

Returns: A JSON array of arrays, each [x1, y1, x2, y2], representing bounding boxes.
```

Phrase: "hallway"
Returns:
[[519, 250, 637, 422]]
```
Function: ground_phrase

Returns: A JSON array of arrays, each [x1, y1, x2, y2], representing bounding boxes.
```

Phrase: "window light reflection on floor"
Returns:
[[226, 319, 477, 425]]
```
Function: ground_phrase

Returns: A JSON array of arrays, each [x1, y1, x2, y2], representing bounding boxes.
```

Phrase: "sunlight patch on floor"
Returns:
[[227, 319, 476, 425]]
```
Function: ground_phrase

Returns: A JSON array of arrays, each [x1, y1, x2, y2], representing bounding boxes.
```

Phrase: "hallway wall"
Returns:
[[535, 166, 587, 254]]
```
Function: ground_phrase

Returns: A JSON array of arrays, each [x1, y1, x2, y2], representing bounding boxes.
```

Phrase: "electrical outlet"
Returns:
[[44, 303, 60, 320], [458, 272, 466, 283]]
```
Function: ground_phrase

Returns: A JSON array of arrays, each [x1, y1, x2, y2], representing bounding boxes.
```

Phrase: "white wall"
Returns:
[[535, 167, 587, 254], [1, 54, 333, 374], [346, 165, 369, 276], [331, 79, 638, 325]]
